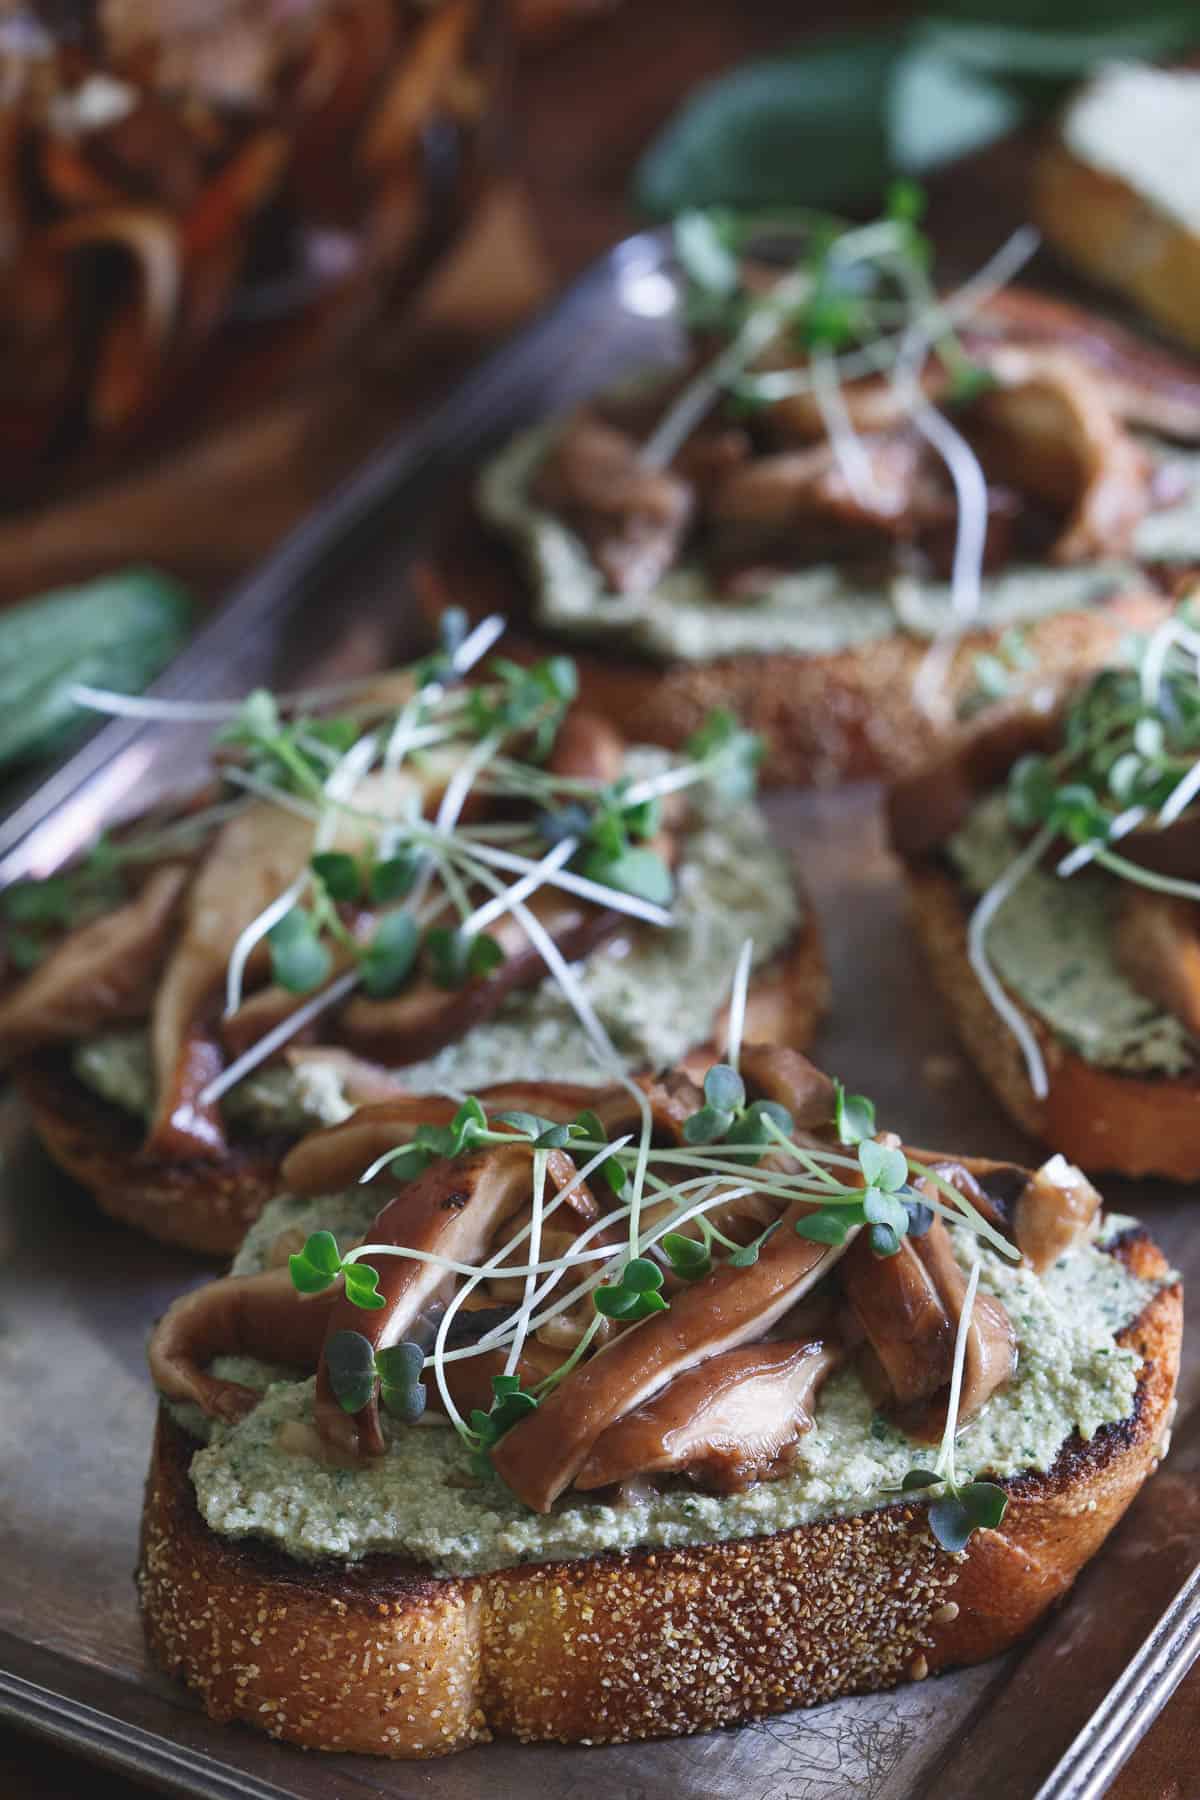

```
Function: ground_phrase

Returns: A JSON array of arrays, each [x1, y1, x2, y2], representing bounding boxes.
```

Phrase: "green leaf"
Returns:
[[888, 36, 1025, 177], [623, 1257, 665, 1294], [902, 1468, 941, 1491], [729, 1218, 782, 1267], [361, 910, 420, 998], [703, 1064, 746, 1113], [868, 1221, 903, 1258], [467, 933, 506, 979], [834, 1079, 876, 1146], [634, 33, 904, 216], [921, 13, 1200, 83], [268, 910, 331, 994], [580, 846, 674, 908], [494, 1110, 547, 1140], [288, 1230, 344, 1294], [343, 1263, 386, 1310], [325, 1330, 379, 1414], [1, 876, 73, 926], [594, 1284, 641, 1319], [573, 1109, 607, 1145], [794, 1210, 850, 1246], [377, 1341, 427, 1424], [0, 567, 192, 771], [310, 852, 361, 901], [662, 1232, 712, 1279], [959, 1480, 1009, 1531], [682, 1104, 735, 1145], [369, 851, 421, 904], [858, 1140, 908, 1193], [534, 1123, 573, 1149], [725, 1098, 793, 1149], [928, 1495, 973, 1554], [863, 1187, 910, 1235], [904, 1197, 934, 1237], [1007, 753, 1057, 828]]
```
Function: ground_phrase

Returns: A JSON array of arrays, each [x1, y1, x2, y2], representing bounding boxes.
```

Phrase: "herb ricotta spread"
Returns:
[[479, 425, 1200, 665], [949, 792, 1196, 1076], [72, 755, 799, 1132], [179, 1208, 1158, 1575]]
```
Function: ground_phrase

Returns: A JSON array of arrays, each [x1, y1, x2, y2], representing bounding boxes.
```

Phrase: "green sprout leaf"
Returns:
[[361, 910, 420, 998], [928, 1495, 973, 1554], [268, 908, 331, 994], [834, 1078, 876, 1145], [369, 850, 421, 903], [729, 1218, 783, 1267], [580, 846, 674, 908], [682, 1103, 735, 1145], [325, 1330, 379, 1414], [662, 1232, 713, 1280], [289, 1230, 344, 1294], [377, 1341, 427, 1423], [858, 1139, 909, 1193], [794, 1208, 852, 1246], [703, 1063, 746, 1113], [868, 1221, 903, 1258], [901, 1467, 941, 1491], [725, 1098, 792, 1150], [343, 1263, 386, 1310], [310, 851, 361, 901]]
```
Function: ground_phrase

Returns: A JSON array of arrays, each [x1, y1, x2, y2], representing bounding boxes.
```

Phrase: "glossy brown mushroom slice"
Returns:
[[1114, 886, 1200, 1033], [0, 863, 187, 1059], [843, 1217, 1016, 1437], [532, 410, 694, 595], [965, 345, 1153, 563], [148, 1267, 338, 1424], [1012, 1155, 1101, 1275], [575, 1338, 840, 1495], [335, 887, 624, 1061], [491, 1207, 852, 1514], [314, 1144, 541, 1458], [738, 1043, 837, 1129]]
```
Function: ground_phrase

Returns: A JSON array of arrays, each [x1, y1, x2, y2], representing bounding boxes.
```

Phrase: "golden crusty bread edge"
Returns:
[[905, 858, 1200, 1180]]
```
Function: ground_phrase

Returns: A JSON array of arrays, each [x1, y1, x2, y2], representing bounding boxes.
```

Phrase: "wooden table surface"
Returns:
[[2, 1, 1197, 1793]]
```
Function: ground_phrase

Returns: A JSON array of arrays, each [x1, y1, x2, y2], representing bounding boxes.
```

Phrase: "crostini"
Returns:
[[465, 201, 1200, 784], [140, 1043, 1181, 1756], [890, 604, 1200, 1178], [0, 619, 824, 1253], [1036, 63, 1200, 354]]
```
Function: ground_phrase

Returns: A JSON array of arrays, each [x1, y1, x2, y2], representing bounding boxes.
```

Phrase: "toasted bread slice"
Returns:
[[416, 528, 1172, 787], [903, 861, 1200, 1181], [139, 1228, 1179, 1757], [14, 903, 827, 1255], [1036, 67, 1200, 354]]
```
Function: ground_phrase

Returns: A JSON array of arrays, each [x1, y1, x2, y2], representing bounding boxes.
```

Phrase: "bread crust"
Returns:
[[905, 859, 1200, 1180], [1035, 141, 1200, 354], [417, 535, 1172, 788], [567, 601, 1162, 788], [138, 1232, 1180, 1756], [14, 896, 828, 1256]]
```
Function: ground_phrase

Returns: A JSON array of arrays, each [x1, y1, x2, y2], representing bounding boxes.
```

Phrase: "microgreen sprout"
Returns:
[[324, 1330, 427, 1421], [289, 1232, 386, 1309], [967, 607, 1200, 1096], [468, 1373, 540, 1476], [898, 1263, 1008, 1552]]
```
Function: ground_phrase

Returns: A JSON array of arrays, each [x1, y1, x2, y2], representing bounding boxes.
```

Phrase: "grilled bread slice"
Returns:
[[1036, 65, 1200, 353], [140, 1225, 1179, 1757], [901, 859, 1200, 1181], [14, 903, 826, 1255]]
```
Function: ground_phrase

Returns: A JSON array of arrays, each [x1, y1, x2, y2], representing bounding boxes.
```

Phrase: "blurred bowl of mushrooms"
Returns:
[[0, 0, 507, 504]]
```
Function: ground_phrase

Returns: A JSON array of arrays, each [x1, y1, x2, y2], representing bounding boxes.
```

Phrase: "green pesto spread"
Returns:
[[479, 424, 1200, 666], [180, 1208, 1159, 1575], [73, 754, 798, 1134], [949, 791, 1196, 1076]]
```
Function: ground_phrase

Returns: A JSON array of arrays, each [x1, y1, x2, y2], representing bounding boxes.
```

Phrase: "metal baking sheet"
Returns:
[[0, 233, 1198, 1800]]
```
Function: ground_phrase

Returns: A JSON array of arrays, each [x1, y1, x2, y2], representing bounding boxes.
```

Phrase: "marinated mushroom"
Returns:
[[575, 1339, 840, 1494], [1013, 1155, 1101, 1274], [148, 1267, 337, 1423], [491, 1206, 852, 1513]]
